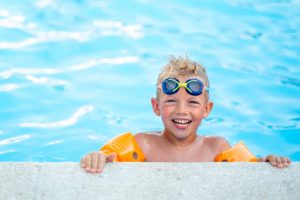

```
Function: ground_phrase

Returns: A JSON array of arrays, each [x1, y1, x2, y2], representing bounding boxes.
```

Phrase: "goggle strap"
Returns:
[[172, 86, 179, 92], [186, 79, 198, 84], [178, 83, 193, 93]]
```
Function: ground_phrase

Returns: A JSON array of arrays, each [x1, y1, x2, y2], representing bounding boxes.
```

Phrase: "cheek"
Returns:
[[191, 112, 204, 127], [160, 105, 173, 119], [161, 105, 170, 114], [191, 107, 206, 119]]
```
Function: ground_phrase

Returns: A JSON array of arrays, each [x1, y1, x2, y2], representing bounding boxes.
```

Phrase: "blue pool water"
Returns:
[[0, 0, 299, 162]]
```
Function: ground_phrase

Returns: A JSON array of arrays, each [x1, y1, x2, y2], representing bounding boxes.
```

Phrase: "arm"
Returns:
[[214, 136, 231, 155], [214, 140, 258, 162], [80, 132, 146, 173], [134, 132, 149, 157]]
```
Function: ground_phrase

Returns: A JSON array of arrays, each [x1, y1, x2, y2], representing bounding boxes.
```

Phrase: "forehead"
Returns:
[[176, 75, 202, 82]]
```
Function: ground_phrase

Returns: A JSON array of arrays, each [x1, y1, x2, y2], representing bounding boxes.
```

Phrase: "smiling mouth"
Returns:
[[172, 119, 192, 127]]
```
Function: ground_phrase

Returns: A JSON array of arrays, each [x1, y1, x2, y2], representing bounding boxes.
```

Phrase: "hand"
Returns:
[[259, 155, 291, 168], [80, 151, 116, 173]]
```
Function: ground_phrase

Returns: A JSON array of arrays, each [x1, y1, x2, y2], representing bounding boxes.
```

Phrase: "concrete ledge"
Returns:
[[0, 162, 299, 200]]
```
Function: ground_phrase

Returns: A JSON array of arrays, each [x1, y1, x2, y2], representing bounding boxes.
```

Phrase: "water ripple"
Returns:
[[0, 84, 24, 92], [0, 18, 144, 50], [0, 56, 139, 79], [20, 105, 94, 128], [46, 140, 62, 146], [291, 117, 300, 122], [257, 120, 298, 130], [280, 77, 300, 88], [0, 150, 16, 155], [0, 135, 31, 145], [25, 74, 66, 87], [205, 117, 225, 124]]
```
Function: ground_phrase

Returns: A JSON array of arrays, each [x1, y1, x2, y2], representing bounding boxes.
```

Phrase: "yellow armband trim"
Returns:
[[99, 132, 145, 162], [214, 141, 257, 162]]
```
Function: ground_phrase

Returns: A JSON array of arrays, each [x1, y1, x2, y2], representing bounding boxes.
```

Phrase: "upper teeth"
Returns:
[[174, 119, 190, 124]]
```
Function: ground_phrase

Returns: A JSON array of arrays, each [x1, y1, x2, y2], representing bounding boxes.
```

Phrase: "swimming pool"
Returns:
[[0, 0, 299, 161]]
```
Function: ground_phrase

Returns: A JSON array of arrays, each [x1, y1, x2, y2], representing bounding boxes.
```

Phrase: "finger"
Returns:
[[97, 153, 106, 173], [96, 153, 103, 173], [275, 157, 283, 168], [266, 155, 276, 165], [91, 152, 99, 173], [97, 152, 108, 173], [85, 154, 92, 171], [80, 157, 85, 168], [282, 157, 290, 167], [106, 152, 117, 162]]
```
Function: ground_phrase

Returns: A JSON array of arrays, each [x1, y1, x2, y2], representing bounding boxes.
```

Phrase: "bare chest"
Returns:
[[144, 141, 215, 162]]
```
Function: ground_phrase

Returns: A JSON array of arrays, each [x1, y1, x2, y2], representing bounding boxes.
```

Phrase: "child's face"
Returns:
[[151, 76, 213, 140]]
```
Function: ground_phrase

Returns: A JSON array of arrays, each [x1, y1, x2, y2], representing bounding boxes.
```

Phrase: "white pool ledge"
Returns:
[[1, 162, 299, 200]]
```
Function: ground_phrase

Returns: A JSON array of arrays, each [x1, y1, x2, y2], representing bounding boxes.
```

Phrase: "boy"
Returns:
[[80, 56, 291, 173]]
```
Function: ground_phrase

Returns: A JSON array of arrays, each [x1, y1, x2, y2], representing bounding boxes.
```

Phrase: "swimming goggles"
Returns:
[[161, 78, 209, 96]]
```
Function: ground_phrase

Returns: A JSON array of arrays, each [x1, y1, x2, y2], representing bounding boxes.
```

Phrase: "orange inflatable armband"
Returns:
[[214, 142, 257, 162], [100, 132, 145, 162]]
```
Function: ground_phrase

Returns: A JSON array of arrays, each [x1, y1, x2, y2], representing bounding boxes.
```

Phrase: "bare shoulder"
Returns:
[[134, 131, 161, 152], [204, 135, 231, 154], [134, 131, 161, 141]]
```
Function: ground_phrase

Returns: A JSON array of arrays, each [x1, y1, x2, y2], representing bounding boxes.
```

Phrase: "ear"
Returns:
[[203, 101, 213, 118], [151, 97, 161, 116]]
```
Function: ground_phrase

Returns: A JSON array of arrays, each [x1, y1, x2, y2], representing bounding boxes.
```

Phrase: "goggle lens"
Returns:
[[186, 79, 203, 95], [162, 79, 178, 94]]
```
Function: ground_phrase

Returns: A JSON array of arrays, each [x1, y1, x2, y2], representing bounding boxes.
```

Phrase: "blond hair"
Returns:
[[156, 56, 209, 99]]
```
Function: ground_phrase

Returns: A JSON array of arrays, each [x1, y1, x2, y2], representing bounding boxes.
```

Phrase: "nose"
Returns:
[[174, 88, 189, 115], [175, 102, 188, 115]]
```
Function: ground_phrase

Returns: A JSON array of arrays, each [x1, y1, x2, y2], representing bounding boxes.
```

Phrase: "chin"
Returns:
[[164, 125, 194, 140], [172, 131, 192, 140]]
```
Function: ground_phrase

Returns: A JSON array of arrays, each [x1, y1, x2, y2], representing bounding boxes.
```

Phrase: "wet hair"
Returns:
[[156, 55, 209, 99]]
